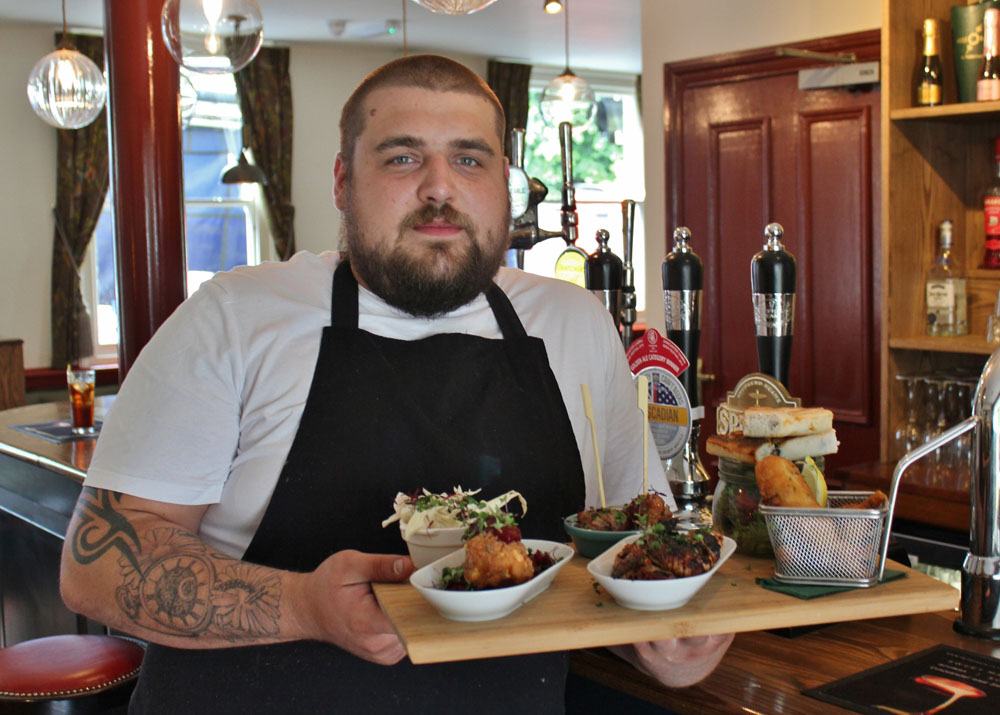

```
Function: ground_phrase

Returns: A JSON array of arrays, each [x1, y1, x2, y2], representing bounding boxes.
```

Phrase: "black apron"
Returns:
[[130, 259, 586, 714]]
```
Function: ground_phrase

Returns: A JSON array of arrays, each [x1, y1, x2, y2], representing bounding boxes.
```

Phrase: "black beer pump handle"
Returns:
[[750, 222, 796, 386], [662, 226, 703, 407]]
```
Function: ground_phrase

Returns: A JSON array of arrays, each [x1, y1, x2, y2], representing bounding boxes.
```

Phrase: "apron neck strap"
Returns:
[[332, 257, 527, 340], [332, 259, 359, 327]]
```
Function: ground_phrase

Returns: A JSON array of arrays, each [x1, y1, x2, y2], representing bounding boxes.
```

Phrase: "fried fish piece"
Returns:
[[462, 531, 534, 589], [755, 455, 821, 508], [841, 490, 888, 510]]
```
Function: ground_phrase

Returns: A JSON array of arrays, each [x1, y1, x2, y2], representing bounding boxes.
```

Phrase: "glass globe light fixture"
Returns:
[[538, 0, 596, 131], [409, 0, 498, 15], [26, 47, 107, 130], [540, 70, 596, 130], [161, 0, 263, 74]]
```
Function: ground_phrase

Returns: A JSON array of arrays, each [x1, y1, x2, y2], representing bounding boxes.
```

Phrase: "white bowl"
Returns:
[[400, 524, 467, 569], [587, 534, 736, 611], [410, 539, 574, 622]]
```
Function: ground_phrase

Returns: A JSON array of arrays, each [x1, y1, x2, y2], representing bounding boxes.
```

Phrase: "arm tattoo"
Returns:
[[70, 488, 282, 642]]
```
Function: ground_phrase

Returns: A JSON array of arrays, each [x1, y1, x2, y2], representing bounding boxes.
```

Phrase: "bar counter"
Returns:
[[0, 398, 111, 645], [571, 610, 999, 713], [1, 401, 995, 713]]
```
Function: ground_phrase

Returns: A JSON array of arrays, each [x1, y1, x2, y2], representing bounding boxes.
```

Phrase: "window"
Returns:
[[82, 70, 267, 354], [519, 68, 646, 312]]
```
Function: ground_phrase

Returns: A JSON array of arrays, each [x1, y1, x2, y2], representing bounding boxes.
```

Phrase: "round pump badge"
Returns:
[[635, 367, 691, 460]]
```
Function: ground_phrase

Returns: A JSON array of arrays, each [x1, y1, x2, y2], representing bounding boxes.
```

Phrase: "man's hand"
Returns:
[[295, 550, 414, 665], [608, 633, 734, 688]]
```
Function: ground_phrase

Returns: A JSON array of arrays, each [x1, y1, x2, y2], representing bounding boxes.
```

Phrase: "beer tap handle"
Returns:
[[558, 121, 578, 246], [662, 226, 703, 406], [510, 128, 525, 169], [750, 222, 797, 387], [621, 199, 637, 347]]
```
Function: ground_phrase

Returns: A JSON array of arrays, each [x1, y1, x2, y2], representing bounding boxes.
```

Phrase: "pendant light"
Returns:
[[409, 0, 498, 15], [543, 0, 563, 14], [26, 0, 107, 130], [221, 127, 267, 185], [539, 0, 596, 131], [161, 0, 263, 75]]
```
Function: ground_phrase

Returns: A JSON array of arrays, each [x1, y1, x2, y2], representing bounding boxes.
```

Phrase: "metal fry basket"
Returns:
[[760, 493, 889, 587], [759, 416, 978, 588]]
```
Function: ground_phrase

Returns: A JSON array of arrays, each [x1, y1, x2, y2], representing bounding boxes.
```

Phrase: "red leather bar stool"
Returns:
[[0, 634, 144, 714]]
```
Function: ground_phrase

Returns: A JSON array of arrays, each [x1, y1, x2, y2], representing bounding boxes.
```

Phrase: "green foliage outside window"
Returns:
[[523, 89, 624, 197]]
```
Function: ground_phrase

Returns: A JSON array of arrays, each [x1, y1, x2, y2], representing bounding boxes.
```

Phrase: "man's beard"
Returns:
[[342, 198, 510, 318]]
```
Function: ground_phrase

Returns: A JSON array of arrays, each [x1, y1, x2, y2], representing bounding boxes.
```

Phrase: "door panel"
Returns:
[[666, 31, 881, 474]]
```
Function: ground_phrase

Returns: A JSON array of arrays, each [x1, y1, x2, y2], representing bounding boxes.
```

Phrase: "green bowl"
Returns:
[[563, 514, 640, 559]]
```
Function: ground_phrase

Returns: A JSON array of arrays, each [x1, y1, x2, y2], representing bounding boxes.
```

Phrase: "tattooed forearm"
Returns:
[[69, 488, 281, 642], [71, 488, 142, 573]]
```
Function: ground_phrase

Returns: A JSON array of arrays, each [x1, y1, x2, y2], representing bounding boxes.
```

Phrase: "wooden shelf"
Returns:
[[890, 101, 1000, 121], [881, 0, 1000, 459], [889, 335, 998, 355]]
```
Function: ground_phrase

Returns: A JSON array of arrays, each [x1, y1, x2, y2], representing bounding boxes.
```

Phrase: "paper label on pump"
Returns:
[[628, 330, 691, 460], [634, 368, 691, 460], [625, 328, 690, 377]]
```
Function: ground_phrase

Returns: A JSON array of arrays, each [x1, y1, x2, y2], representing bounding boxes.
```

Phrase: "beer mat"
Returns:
[[11, 420, 102, 443], [803, 644, 1000, 714], [755, 569, 905, 599]]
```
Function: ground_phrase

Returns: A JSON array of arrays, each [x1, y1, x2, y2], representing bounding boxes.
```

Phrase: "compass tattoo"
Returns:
[[69, 488, 281, 641]]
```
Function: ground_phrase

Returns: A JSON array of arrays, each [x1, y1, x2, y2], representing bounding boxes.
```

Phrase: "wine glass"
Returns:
[[893, 375, 923, 459]]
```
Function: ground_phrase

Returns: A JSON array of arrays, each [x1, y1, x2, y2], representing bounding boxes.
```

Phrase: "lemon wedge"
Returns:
[[801, 456, 828, 507]]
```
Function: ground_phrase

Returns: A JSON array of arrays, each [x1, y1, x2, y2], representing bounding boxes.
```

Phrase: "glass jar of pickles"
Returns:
[[711, 458, 771, 557], [711, 455, 825, 557]]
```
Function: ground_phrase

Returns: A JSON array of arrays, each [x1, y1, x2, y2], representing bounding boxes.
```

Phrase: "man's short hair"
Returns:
[[339, 54, 506, 170]]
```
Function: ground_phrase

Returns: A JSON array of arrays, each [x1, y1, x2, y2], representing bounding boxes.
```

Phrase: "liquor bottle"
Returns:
[[925, 220, 969, 336], [985, 137, 1000, 268], [917, 18, 943, 106], [750, 223, 796, 387], [978, 7, 1000, 101]]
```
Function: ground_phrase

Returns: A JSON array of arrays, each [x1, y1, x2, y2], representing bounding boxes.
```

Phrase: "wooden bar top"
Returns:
[[0, 397, 114, 481], [571, 610, 1000, 714], [834, 460, 970, 532]]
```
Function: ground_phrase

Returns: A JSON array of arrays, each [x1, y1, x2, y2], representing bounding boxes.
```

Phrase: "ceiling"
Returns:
[[0, 0, 641, 74]]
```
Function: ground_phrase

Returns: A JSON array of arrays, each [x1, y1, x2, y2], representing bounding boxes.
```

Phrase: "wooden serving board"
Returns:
[[373, 552, 958, 665]]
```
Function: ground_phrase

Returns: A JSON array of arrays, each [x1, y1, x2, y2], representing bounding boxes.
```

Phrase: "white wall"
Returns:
[[0, 23, 59, 369], [638, 0, 881, 335]]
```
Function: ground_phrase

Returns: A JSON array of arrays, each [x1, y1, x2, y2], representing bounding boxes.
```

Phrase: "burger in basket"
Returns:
[[707, 406, 839, 555]]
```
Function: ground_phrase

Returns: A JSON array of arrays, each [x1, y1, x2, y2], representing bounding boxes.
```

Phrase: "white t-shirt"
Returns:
[[85, 251, 670, 556]]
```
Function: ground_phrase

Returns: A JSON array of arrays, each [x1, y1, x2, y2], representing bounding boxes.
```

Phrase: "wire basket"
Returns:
[[759, 492, 889, 587]]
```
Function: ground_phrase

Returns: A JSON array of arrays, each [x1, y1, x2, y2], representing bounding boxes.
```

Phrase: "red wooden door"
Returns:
[[665, 31, 881, 474]]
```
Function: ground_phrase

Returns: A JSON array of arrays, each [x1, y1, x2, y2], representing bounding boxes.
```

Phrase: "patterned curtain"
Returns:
[[234, 47, 295, 261], [487, 59, 532, 159], [50, 33, 109, 368]]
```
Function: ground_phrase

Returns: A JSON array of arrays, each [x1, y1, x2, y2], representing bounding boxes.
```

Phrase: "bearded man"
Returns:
[[60, 55, 731, 714]]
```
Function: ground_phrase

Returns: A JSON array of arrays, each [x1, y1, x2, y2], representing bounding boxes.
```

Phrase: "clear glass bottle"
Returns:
[[925, 220, 969, 336], [978, 7, 1000, 101], [917, 18, 943, 106], [985, 137, 1000, 268]]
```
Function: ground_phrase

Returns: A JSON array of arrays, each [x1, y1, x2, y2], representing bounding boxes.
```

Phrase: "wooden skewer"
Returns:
[[636, 375, 649, 494], [580, 384, 605, 508]]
